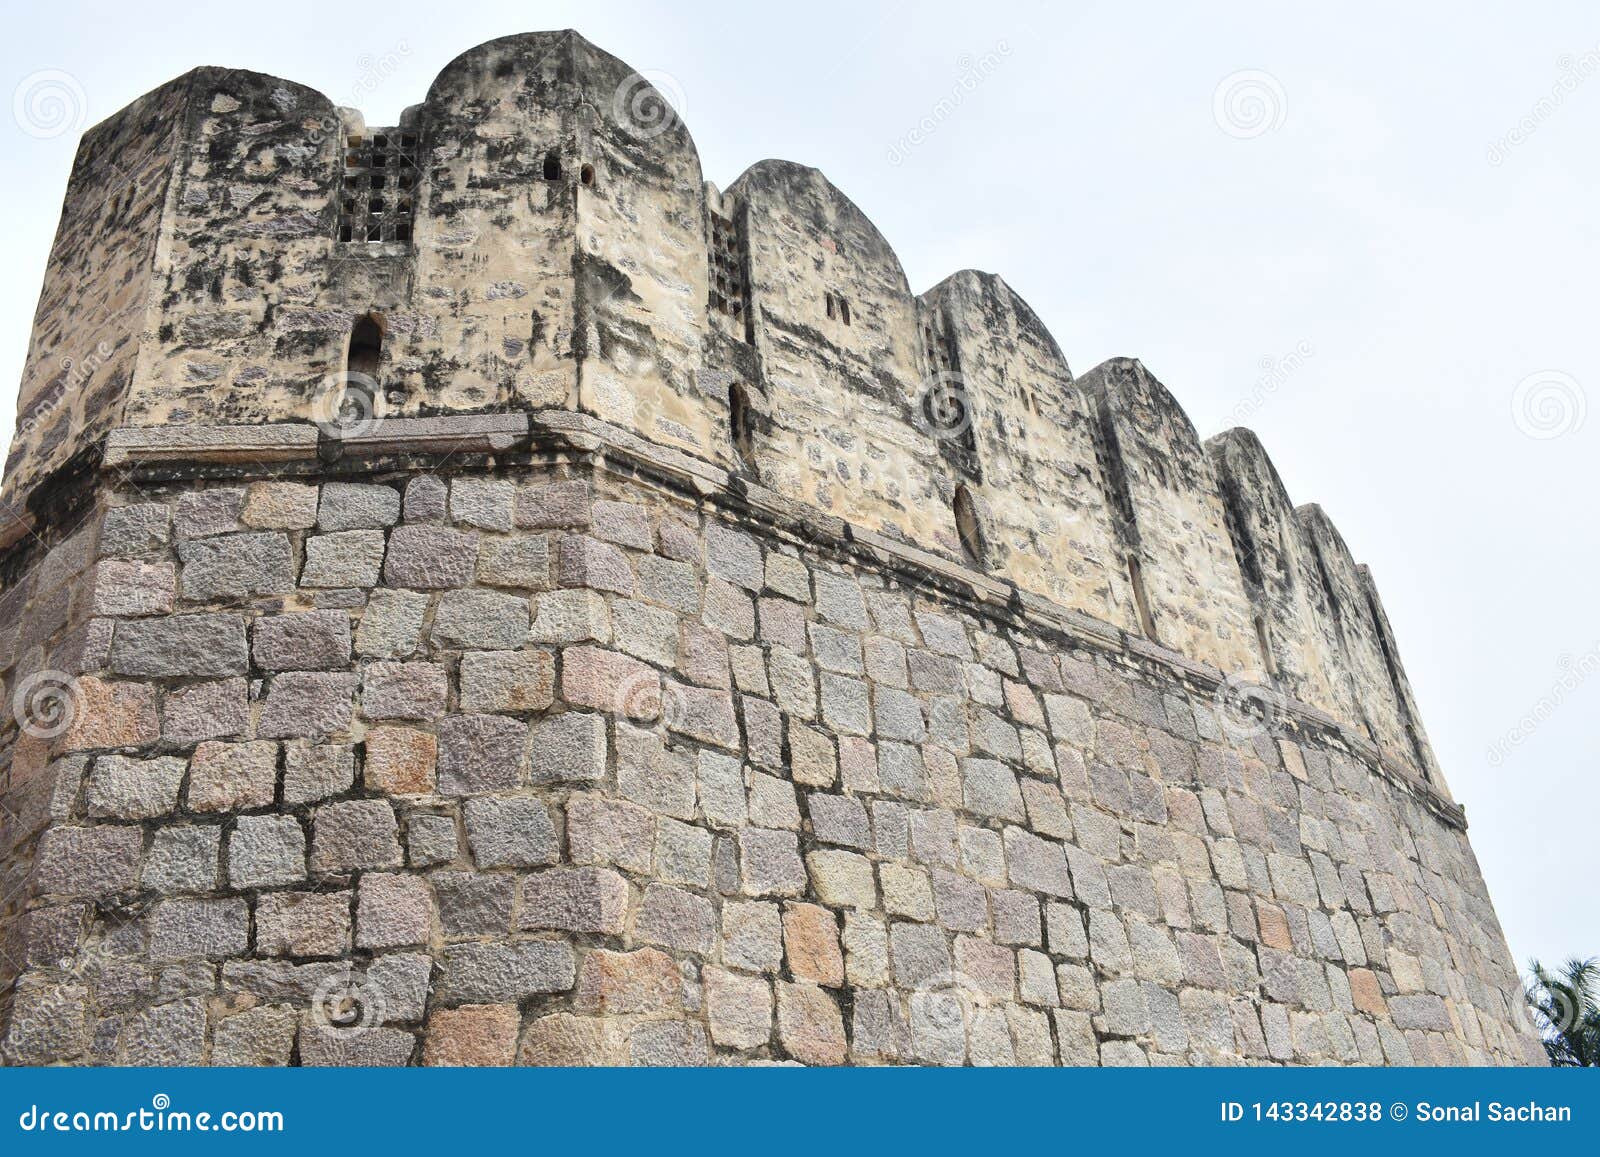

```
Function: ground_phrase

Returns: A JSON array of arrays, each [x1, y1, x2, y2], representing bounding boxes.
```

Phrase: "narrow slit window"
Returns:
[[1255, 614, 1278, 676], [954, 484, 985, 569], [1128, 555, 1158, 641], [543, 152, 561, 181], [729, 383, 756, 471]]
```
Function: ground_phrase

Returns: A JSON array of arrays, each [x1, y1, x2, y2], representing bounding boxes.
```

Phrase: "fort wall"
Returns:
[[0, 31, 1527, 1065]]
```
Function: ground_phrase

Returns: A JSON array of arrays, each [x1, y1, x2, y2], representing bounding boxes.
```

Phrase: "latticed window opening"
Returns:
[[338, 129, 420, 244], [708, 212, 748, 326]]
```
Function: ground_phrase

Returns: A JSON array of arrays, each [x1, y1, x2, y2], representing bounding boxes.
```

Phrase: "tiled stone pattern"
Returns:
[[0, 470, 1542, 1067]]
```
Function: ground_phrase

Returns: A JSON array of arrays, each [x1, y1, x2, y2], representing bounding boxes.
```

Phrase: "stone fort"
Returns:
[[0, 31, 1541, 1066]]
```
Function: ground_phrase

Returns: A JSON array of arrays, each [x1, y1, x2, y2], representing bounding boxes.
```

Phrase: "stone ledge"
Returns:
[[329, 414, 529, 457], [103, 424, 320, 467]]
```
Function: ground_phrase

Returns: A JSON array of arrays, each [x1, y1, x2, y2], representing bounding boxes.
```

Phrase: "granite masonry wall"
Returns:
[[0, 30, 1538, 1065]]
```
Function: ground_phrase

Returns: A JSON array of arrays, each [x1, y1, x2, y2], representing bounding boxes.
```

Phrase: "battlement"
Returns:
[[1, 30, 1442, 795]]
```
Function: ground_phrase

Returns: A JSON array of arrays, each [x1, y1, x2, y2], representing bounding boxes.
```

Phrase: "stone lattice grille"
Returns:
[[339, 129, 420, 244]]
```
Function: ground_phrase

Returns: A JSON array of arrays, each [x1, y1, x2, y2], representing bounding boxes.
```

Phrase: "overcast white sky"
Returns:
[[3, 1, 1594, 973]]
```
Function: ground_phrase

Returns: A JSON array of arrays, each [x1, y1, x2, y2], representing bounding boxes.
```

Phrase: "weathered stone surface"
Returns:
[[361, 661, 448, 721], [364, 726, 437, 795], [437, 713, 527, 795], [575, 947, 679, 1015], [258, 672, 356, 739], [460, 649, 554, 712], [301, 531, 387, 588], [311, 800, 402, 873], [318, 482, 400, 531], [776, 982, 847, 1065], [256, 890, 352, 956], [0, 58, 1531, 1068], [33, 825, 142, 897], [242, 481, 319, 530], [464, 796, 558, 868], [178, 533, 295, 599], [161, 677, 249, 744], [424, 1004, 520, 1065], [438, 941, 576, 1004], [228, 814, 306, 888], [77, 755, 178, 828], [356, 872, 431, 949], [383, 526, 478, 589], [431, 589, 530, 650], [253, 610, 352, 671], [355, 589, 429, 657], [520, 867, 630, 933], [148, 897, 249, 962], [110, 614, 247, 677], [282, 742, 356, 804]]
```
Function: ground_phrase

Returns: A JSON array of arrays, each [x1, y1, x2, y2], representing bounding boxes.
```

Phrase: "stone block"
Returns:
[[357, 873, 432, 949], [362, 661, 448, 721], [85, 754, 186, 819], [383, 526, 478, 589], [365, 726, 437, 795], [310, 799, 402, 873], [253, 610, 352, 671], [464, 796, 558, 868], [460, 649, 555, 712], [110, 614, 247, 677], [282, 742, 356, 804], [431, 589, 530, 650], [161, 677, 249, 745], [301, 530, 387, 588], [177, 533, 295, 599], [424, 1004, 520, 1066], [318, 482, 400, 531], [228, 814, 306, 888], [437, 713, 527, 795], [519, 868, 629, 933], [258, 672, 356, 739], [256, 890, 352, 956]]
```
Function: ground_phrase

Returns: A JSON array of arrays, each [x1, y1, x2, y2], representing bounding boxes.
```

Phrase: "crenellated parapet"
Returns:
[[2, 29, 1442, 794]]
